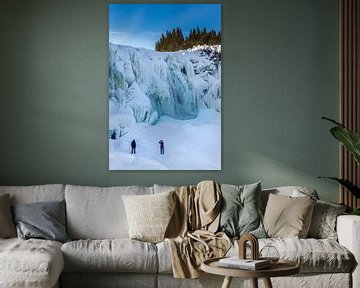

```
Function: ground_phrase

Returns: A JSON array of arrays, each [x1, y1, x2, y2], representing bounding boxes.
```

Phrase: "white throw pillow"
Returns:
[[122, 191, 175, 243]]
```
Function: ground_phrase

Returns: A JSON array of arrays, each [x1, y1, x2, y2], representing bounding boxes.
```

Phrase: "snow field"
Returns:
[[109, 109, 221, 170]]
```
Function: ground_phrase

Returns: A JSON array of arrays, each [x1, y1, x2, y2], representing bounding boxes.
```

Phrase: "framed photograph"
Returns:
[[109, 4, 221, 170]]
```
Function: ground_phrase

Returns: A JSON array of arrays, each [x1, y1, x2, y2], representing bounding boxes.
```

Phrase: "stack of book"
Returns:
[[218, 257, 271, 270]]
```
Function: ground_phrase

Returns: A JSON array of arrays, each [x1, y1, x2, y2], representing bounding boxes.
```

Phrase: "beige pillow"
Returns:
[[122, 191, 175, 243], [263, 193, 316, 238], [0, 194, 16, 238]]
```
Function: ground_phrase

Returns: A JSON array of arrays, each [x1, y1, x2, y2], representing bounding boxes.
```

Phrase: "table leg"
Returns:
[[251, 278, 258, 288], [263, 277, 273, 288], [221, 276, 233, 288]]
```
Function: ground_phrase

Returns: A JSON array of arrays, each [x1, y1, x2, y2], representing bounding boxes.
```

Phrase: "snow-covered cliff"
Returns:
[[109, 44, 221, 139]]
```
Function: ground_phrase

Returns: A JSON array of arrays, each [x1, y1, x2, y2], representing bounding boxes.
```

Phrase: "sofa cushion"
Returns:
[[158, 237, 353, 274], [233, 238, 353, 273], [307, 200, 347, 240], [0, 194, 16, 238], [61, 239, 158, 273], [61, 273, 157, 288], [12, 200, 70, 243], [0, 184, 65, 204], [156, 240, 173, 274], [261, 238, 353, 273], [122, 191, 175, 243], [0, 238, 64, 288], [153, 184, 176, 194], [65, 185, 153, 239], [263, 193, 316, 238]]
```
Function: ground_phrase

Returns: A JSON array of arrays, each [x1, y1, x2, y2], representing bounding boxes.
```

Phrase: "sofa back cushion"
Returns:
[[0, 184, 65, 204], [0, 194, 17, 238], [153, 184, 176, 194], [65, 185, 153, 239]]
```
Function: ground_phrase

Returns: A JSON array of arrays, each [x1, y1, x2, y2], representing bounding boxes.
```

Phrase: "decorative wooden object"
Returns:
[[238, 234, 259, 260], [340, 0, 360, 208]]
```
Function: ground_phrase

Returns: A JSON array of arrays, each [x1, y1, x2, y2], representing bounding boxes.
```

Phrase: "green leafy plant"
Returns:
[[319, 117, 360, 199]]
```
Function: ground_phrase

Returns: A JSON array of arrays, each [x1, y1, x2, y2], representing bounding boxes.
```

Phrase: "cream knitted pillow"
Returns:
[[122, 191, 175, 243]]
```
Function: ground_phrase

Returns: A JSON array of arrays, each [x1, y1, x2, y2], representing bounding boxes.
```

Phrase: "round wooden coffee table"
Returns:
[[201, 257, 300, 288]]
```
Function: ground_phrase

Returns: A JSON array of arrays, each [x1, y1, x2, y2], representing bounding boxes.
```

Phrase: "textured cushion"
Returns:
[[263, 193, 316, 238], [61, 239, 158, 273], [122, 191, 175, 243], [218, 182, 266, 238], [264, 273, 351, 288], [0, 238, 64, 288], [158, 237, 353, 274], [0, 194, 16, 238], [246, 238, 352, 273], [153, 184, 176, 194], [0, 184, 65, 204], [337, 215, 360, 288], [156, 240, 173, 274], [65, 185, 153, 239], [12, 200, 70, 243], [61, 273, 157, 288], [307, 200, 347, 240]]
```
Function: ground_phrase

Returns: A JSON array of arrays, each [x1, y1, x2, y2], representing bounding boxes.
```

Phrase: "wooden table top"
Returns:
[[201, 257, 300, 278]]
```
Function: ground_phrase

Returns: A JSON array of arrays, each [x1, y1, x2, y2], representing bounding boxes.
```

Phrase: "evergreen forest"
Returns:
[[155, 27, 221, 52]]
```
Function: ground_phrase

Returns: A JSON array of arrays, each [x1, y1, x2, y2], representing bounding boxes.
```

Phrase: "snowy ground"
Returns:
[[109, 109, 221, 170]]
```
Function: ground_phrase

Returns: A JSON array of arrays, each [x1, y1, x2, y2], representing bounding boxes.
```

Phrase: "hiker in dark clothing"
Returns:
[[159, 140, 164, 155], [131, 139, 136, 154]]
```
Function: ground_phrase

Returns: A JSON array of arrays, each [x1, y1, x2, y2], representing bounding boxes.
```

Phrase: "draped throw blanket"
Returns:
[[165, 180, 231, 278]]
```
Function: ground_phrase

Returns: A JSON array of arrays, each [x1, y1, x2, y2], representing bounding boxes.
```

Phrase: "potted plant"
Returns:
[[320, 117, 360, 215]]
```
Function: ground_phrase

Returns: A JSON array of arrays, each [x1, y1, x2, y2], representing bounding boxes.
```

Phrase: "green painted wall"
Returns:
[[0, 0, 339, 202]]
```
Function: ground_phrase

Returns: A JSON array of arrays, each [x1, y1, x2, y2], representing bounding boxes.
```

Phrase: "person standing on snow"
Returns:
[[159, 140, 164, 155], [131, 139, 136, 154]]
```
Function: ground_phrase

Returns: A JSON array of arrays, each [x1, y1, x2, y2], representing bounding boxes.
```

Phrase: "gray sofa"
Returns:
[[0, 184, 359, 288]]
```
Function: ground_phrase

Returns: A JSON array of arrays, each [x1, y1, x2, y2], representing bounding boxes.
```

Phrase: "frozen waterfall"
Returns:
[[109, 44, 221, 139]]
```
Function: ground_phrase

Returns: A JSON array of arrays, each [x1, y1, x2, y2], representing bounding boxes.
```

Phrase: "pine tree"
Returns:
[[155, 27, 221, 52]]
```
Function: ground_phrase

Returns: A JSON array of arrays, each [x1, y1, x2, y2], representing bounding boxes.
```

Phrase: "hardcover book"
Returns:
[[218, 257, 271, 270]]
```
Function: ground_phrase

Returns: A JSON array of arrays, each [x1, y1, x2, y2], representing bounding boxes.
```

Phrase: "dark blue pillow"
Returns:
[[12, 200, 70, 243]]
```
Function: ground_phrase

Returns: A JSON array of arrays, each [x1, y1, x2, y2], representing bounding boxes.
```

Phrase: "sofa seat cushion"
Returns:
[[231, 238, 353, 273], [260, 238, 353, 272], [61, 239, 158, 273], [156, 240, 173, 274], [0, 238, 64, 288], [157, 238, 353, 274]]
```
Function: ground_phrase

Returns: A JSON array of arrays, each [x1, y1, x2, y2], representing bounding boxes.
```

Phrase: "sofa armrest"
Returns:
[[337, 215, 360, 288]]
